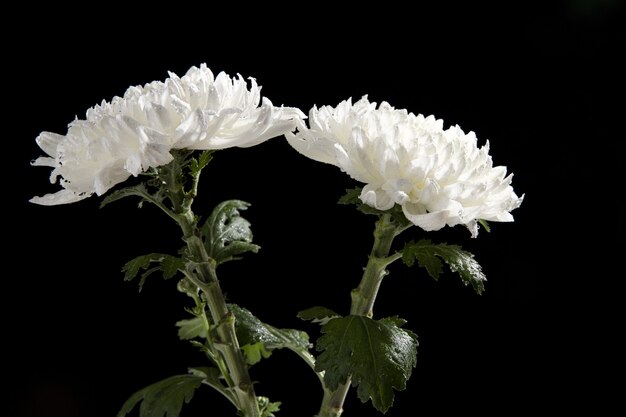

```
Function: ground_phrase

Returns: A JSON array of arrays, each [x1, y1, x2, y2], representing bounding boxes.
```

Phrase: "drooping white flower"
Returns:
[[286, 96, 523, 237], [31, 64, 304, 205]]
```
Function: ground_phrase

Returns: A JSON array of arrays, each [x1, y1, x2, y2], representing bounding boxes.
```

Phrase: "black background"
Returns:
[[7, 1, 624, 416]]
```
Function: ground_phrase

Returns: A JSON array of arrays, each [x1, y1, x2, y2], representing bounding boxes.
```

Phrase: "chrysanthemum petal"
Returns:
[[30, 190, 90, 206], [287, 97, 522, 236], [31, 64, 304, 205], [36, 132, 65, 157]]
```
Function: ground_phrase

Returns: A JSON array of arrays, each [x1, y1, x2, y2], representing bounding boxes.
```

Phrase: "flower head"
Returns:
[[287, 96, 523, 237], [31, 64, 304, 205]]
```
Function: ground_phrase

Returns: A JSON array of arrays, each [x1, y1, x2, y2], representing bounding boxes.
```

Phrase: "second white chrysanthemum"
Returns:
[[31, 64, 304, 205], [286, 96, 523, 237]]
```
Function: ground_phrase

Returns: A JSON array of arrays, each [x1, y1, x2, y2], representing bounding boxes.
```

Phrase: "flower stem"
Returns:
[[153, 152, 260, 417], [317, 213, 403, 417], [178, 216, 261, 417]]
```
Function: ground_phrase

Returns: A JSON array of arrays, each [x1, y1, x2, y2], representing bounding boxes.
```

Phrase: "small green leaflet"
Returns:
[[229, 304, 311, 365], [478, 219, 491, 233], [402, 240, 486, 294], [175, 317, 207, 340], [315, 315, 418, 413], [122, 253, 185, 291], [339, 187, 387, 216], [258, 396, 281, 417], [202, 200, 260, 265], [338, 187, 362, 205], [100, 183, 159, 209], [117, 373, 204, 417], [189, 150, 213, 178], [161, 256, 185, 279], [241, 342, 273, 365], [297, 306, 340, 325]]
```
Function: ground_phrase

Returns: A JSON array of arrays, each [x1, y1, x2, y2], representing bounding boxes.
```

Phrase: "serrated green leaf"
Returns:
[[315, 315, 418, 413], [122, 254, 155, 282], [203, 200, 260, 265], [401, 240, 443, 278], [382, 316, 409, 328], [189, 151, 214, 177], [241, 342, 273, 365], [229, 304, 311, 365], [162, 256, 185, 279], [258, 396, 281, 417], [175, 317, 207, 341], [217, 240, 260, 264], [297, 306, 341, 325], [188, 367, 237, 406], [338, 187, 362, 205], [117, 374, 203, 417], [402, 240, 486, 294], [122, 254, 185, 291], [100, 184, 154, 208]]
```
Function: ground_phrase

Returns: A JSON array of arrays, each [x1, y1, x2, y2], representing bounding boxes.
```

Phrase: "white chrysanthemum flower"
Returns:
[[31, 64, 304, 205], [286, 96, 523, 237]]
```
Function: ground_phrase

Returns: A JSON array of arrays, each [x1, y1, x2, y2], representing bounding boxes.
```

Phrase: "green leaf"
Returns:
[[297, 306, 341, 325], [122, 254, 185, 291], [138, 266, 162, 290], [401, 240, 443, 277], [123, 254, 157, 281], [338, 187, 362, 205], [202, 200, 260, 265], [188, 367, 237, 407], [478, 219, 491, 233], [258, 396, 281, 417], [241, 342, 273, 365], [315, 315, 418, 413], [175, 317, 207, 341], [402, 240, 486, 294], [100, 184, 154, 208], [229, 304, 311, 364], [338, 188, 382, 216], [117, 373, 203, 417], [189, 150, 214, 177], [161, 256, 185, 279]]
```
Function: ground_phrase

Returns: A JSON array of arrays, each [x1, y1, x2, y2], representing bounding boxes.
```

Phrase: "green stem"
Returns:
[[179, 216, 260, 417], [152, 153, 260, 417], [317, 213, 403, 417], [184, 276, 235, 388]]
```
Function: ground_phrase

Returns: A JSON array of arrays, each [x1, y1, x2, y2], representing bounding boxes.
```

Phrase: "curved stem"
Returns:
[[317, 214, 404, 417]]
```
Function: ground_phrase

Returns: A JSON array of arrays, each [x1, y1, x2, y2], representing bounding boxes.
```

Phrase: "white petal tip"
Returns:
[[30, 190, 90, 206]]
